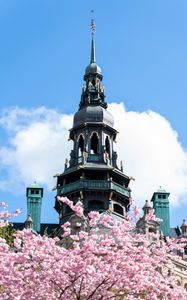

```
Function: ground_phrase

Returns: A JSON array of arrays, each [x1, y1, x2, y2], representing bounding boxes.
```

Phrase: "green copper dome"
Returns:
[[29, 181, 41, 188], [157, 186, 166, 193]]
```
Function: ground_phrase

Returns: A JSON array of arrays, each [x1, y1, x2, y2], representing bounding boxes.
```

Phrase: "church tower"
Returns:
[[54, 19, 132, 223], [151, 187, 171, 236]]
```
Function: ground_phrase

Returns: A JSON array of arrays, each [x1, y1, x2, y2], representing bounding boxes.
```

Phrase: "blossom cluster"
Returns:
[[0, 199, 186, 299], [0, 202, 21, 228]]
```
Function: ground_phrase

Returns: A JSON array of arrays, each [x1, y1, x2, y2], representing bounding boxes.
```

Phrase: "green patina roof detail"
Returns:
[[29, 181, 41, 189], [157, 186, 166, 193]]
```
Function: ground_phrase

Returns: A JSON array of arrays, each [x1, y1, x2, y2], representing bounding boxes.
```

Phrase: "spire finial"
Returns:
[[90, 10, 96, 63], [90, 10, 95, 37]]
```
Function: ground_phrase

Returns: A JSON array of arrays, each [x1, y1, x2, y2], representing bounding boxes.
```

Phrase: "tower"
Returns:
[[54, 19, 132, 224], [26, 182, 44, 232], [136, 200, 160, 240], [180, 219, 187, 236], [151, 187, 171, 236], [24, 214, 33, 230]]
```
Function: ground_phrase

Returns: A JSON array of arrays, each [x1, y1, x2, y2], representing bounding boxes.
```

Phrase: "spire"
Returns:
[[84, 13, 102, 77], [80, 13, 107, 110], [90, 16, 96, 63]]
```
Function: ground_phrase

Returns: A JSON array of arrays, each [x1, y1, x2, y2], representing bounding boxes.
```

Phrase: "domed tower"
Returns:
[[54, 18, 132, 223]]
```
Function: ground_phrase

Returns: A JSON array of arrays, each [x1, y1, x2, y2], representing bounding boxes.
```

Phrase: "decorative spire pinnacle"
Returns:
[[90, 11, 96, 63], [90, 10, 95, 37]]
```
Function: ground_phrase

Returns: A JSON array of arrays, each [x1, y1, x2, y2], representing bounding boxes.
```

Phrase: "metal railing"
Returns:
[[61, 179, 130, 197]]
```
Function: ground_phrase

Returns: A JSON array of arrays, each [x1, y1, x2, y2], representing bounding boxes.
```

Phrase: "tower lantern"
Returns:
[[26, 182, 43, 232]]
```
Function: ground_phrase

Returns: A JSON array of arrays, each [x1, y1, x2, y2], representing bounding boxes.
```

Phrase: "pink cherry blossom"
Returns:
[[58, 196, 84, 217], [146, 208, 162, 222], [133, 206, 140, 218], [0, 198, 186, 299]]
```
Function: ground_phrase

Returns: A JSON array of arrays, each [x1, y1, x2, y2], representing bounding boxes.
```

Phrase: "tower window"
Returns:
[[65, 205, 72, 215], [90, 133, 99, 154], [158, 195, 166, 199], [105, 136, 110, 157], [78, 135, 84, 156], [92, 78, 95, 87], [113, 204, 124, 216], [148, 228, 155, 233], [30, 190, 40, 195], [89, 200, 104, 210]]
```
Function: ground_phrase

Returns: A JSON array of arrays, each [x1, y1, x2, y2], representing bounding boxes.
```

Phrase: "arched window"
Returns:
[[89, 200, 104, 210], [90, 132, 99, 154], [184, 283, 187, 290], [105, 136, 110, 157], [113, 204, 124, 216], [78, 135, 84, 156]]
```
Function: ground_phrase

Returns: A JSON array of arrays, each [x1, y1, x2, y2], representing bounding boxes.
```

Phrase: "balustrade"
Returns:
[[61, 179, 130, 197]]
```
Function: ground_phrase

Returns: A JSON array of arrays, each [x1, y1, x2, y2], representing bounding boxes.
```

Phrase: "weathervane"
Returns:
[[90, 10, 95, 37]]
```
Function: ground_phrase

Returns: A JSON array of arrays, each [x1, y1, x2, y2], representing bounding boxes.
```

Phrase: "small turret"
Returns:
[[151, 187, 171, 236], [180, 219, 187, 235], [136, 200, 160, 239], [142, 200, 152, 216], [26, 182, 43, 233], [24, 214, 33, 229]]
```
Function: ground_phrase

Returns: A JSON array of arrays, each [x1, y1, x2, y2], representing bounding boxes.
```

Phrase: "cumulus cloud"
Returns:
[[0, 107, 73, 191], [108, 103, 187, 207], [0, 104, 187, 208]]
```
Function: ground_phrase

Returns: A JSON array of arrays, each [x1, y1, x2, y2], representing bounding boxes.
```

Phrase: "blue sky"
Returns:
[[0, 0, 187, 227]]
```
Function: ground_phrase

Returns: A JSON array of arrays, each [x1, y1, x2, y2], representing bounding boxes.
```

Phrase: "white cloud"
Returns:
[[108, 103, 187, 207], [0, 104, 187, 208], [0, 107, 73, 191]]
